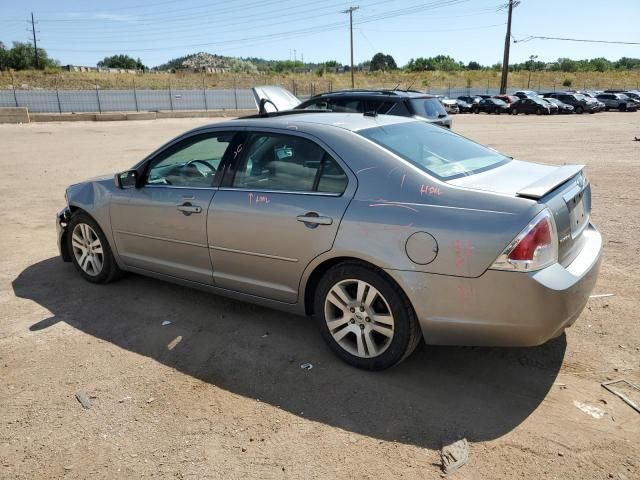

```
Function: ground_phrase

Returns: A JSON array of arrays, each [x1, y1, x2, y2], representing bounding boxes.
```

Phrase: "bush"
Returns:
[[562, 78, 573, 87]]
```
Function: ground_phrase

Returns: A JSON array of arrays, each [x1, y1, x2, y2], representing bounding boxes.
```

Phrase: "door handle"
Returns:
[[176, 202, 202, 215], [296, 213, 333, 227]]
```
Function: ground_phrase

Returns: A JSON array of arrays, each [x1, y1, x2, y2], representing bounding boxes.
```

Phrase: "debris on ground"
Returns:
[[590, 293, 615, 299], [161, 320, 172, 326], [300, 363, 313, 370], [167, 335, 182, 351], [261, 332, 269, 338], [118, 396, 132, 403], [146, 397, 155, 404], [440, 438, 469, 474], [601, 379, 640, 413], [75, 390, 91, 410], [573, 401, 605, 419]]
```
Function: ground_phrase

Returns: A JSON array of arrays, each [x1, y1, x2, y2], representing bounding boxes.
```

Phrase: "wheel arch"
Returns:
[[302, 256, 415, 318]]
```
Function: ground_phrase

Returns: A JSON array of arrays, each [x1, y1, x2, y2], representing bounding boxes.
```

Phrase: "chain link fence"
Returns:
[[0, 88, 256, 113]]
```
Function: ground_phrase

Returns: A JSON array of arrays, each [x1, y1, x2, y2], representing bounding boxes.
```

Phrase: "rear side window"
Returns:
[[232, 133, 347, 194], [331, 98, 364, 113], [300, 99, 332, 110], [408, 98, 447, 119]]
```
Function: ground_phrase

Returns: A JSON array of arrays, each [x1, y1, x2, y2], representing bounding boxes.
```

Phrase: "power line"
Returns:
[[514, 35, 640, 45]]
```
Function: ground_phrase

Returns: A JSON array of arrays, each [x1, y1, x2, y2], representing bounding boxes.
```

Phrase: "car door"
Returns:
[[110, 131, 239, 284], [207, 130, 355, 303]]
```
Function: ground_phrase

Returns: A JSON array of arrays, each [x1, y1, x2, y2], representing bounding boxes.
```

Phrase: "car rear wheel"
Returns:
[[620, 103, 627, 111], [511, 108, 518, 115], [536, 107, 542, 115], [67, 211, 122, 284], [315, 262, 421, 370], [575, 105, 584, 114]]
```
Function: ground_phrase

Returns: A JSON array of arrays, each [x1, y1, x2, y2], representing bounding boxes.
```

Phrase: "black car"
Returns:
[[544, 97, 575, 114], [296, 89, 452, 128], [472, 97, 510, 114], [510, 97, 552, 115], [456, 99, 473, 113], [457, 95, 482, 105], [544, 92, 598, 114]]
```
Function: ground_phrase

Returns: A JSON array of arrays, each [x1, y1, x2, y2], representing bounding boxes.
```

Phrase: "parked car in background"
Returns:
[[57, 111, 602, 370], [296, 89, 452, 128], [456, 99, 473, 113], [475, 94, 493, 99], [544, 97, 574, 114], [514, 90, 540, 99], [539, 98, 559, 114], [621, 91, 640, 108], [457, 95, 482, 105], [436, 95, 460, 114], [510, 97, 552, 115], [544, 93, 599, 114], [494, 95, 520, 105], [595, 93, 638, 111], [579, 92, 606, 111], [473, 97, 511, 114]]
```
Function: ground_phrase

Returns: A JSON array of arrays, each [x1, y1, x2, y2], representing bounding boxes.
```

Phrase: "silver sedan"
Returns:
[[57, 112, 602, 370]]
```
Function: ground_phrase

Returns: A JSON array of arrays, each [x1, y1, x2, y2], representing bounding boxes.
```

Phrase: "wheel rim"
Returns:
[[324, 279, 395, 358], [71, 223, 104, 276]]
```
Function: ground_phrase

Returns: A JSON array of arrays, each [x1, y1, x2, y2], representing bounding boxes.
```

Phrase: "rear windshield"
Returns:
[[358, 121, 510, 180], [409, 98, 448, 119]]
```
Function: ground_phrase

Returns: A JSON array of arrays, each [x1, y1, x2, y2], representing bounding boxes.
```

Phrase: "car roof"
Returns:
[[307, 89, 435, 99], [189, 112, 416, 134]]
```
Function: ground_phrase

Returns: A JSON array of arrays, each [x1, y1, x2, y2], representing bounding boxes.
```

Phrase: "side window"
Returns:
[[147, 133, 233, 187], [364, 99, 394, 114], [387, 100, 410, 116], [331, 98, 364, 113], [302, 99, 331, 110], [232, 133, 347, 194]]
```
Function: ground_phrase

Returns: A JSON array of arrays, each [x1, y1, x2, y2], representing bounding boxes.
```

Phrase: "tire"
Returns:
[[605, 107, 610, 112], [511, 108, 518, 115], [473, 106, 479, 114], [67, 211, 122, 284], [495, 108, 501, 115], [575, 105, 584, 114], [314, 262, 421, 370], [620, 103, 627, 112], [536, 107, 542, 115]]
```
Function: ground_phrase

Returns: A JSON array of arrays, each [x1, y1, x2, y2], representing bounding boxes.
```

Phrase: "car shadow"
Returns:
[[13, 257, 566, 450]]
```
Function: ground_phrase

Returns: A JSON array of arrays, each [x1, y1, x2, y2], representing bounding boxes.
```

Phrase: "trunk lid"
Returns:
[[449, 160, 591, 267]]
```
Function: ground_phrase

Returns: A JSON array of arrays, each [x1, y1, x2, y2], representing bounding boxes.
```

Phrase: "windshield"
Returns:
[[574, 94, 588, 100], [492, 99, 507, 106], [358, 121, 510, 180], [409, 98, 447, 119]]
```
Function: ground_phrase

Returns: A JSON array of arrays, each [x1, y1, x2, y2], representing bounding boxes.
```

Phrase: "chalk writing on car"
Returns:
[[420, 184, 442, 196]]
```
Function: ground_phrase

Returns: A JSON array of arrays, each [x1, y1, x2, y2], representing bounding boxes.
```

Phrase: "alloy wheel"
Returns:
[[324, 279, 395, 358], [71, 223, 104, 276]]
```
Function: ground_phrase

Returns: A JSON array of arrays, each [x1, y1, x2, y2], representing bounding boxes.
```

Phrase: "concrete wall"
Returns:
[[0, 107, 29, 124]]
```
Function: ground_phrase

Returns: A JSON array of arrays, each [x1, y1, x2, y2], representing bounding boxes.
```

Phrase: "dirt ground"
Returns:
[[0, 112, 638, 480]]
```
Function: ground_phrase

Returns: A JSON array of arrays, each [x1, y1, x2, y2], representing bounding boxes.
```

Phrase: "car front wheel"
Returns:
[[511, 108, 518, 115], [67, 211, 122, 284], [575, 106, 584, 114], [314, 262, 421, 370]]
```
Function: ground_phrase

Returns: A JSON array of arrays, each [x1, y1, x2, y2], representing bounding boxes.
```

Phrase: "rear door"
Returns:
[[207, 130, 356, 303], [110, 131, 238, 284]]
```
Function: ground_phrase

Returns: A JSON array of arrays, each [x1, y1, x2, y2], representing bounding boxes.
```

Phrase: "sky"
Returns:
[[2, 0, 639, 68]]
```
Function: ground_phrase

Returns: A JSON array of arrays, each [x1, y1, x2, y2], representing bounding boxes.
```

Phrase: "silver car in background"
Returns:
[[57, 112, 602, 370]]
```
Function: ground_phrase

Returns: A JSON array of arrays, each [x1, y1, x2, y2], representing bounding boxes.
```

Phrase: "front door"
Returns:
[[207, 131, 354, 303], [110, 132, 236, 284]]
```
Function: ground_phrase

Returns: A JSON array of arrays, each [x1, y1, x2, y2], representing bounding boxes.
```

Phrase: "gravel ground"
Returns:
[[0, 112, 638, 479]]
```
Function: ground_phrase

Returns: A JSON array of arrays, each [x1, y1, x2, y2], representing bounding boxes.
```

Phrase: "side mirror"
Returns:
[[114, 170, 138, 189]]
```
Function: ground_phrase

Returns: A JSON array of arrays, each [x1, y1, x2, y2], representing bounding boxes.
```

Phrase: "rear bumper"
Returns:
[[387, 224, 602, 347], [57, 207, 72, 262]]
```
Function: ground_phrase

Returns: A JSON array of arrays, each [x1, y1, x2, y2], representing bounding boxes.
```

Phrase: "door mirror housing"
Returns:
[[114, 170, 139, 189]]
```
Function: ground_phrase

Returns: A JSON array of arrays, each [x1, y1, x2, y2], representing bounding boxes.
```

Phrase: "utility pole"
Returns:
[[342, 6, 359, 89], [499, 0, 517, 94], [31, 12, 40, 69], [527, 54, 538, 88]]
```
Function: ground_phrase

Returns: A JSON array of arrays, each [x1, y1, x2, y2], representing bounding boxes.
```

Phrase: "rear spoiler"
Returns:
[[517, 165, 584, 200]]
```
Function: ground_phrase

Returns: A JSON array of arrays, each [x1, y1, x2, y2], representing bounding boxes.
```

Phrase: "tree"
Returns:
[[3, 41, 58, 70], [370, 52, 397, 71], [98, 54, 146, 70], [466, 61, 482, 70]]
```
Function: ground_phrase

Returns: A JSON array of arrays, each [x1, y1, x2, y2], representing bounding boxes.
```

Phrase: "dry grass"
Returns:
[[1, 69, 639, 94]]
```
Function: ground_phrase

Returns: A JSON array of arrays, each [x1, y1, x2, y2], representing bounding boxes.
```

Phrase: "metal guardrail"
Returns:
[[0, 88, 256, 113]]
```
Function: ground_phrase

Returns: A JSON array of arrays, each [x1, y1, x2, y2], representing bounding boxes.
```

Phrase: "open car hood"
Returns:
[[252, 85, 301, 113]]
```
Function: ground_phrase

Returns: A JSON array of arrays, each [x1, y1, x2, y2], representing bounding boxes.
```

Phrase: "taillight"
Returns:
[[491, 209, 558, 271]]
